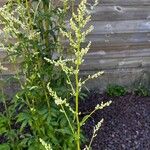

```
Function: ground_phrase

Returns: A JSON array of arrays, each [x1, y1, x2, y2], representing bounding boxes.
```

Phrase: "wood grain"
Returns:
[[0, 0, 150, 90]]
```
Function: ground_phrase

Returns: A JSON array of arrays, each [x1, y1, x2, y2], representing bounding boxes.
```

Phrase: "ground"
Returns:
[[80, 91, 150, 150], [0, 91, 150, 150]]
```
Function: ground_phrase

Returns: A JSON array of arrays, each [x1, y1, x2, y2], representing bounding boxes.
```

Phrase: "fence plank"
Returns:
[[89, 6, 150, 21]]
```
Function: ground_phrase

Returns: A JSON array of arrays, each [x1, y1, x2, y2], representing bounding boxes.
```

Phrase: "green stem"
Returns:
[[45, 90, 50, 112], [66, 74, 75, 94], [43, 1, 51, 56], [80, 109, 97, 127], [75, 46, 81, 150], [88, 133, 94, 149], [0, 85, 14, 144], [60, 105, 74, 134], [75, 70, 80, 150], [2, 89, 11, 130], [25, 0, 32, 29], [71, 0, 75, 14]]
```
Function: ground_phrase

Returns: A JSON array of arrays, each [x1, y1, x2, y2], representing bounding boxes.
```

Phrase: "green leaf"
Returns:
[[0, 144, 10, 150], [80, 115, 90, 127], [17, 112, 32, 123], [60, 117, 67, 127], [55, 128, 72, 135], [0, 127, 7, 134], [20, 120, 28, 132], [19, 138, 29, 146], [28, 145, 37, 150]]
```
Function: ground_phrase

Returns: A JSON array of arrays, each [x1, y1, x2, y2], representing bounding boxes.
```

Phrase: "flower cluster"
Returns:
[[93, 119, 104, 137], [44, 57, 75, 75], [39, 138, 52, 150], [47, 83, 74, 114], [95, 101, 112, 110], [82, 71, 104, 85]]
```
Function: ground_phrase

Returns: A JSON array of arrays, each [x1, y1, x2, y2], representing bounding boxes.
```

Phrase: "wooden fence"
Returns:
[[1, 0, 150, 91]]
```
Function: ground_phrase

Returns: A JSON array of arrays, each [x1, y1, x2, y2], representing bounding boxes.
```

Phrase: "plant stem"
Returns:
[[75, 50, 81, 150], [88, 133, 94, 149], [80, 109, 97, 127], [0, 85, 14, 144], [43, 1, 51, 57], [60, 105, 74, 134], [25, 0, 32, 29], [75, 72, 80, 150]]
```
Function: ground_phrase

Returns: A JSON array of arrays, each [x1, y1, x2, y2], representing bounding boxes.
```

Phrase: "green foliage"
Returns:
[[0, 143, 10, 150], [106, 84, 127, 97], [45, 0, 111, 149], [0, 0, 74, 149], [134, 85, 150, 96], [0, 0, 111, 150]]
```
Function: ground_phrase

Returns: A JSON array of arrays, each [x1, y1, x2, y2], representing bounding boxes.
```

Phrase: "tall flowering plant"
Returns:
[[45, 0, 111, 149]]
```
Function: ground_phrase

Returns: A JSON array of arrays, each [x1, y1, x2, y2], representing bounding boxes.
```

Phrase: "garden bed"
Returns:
[[1, 91, 150, 149], [80, 91, 150, 150]]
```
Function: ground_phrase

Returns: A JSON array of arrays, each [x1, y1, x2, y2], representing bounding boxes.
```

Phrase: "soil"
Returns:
[[0, 91, 150, 150], [80, 91, 150, 150]]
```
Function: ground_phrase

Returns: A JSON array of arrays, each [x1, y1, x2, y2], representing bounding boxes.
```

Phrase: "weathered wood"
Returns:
[[0, 48, 7, 61], [64, 32, 150, 52], [85, 49, 150, 59], [0, 0, 150, 90], [87, 32, 150, 46], [89, 6, 150, 21], [0, 0, 6, 6], [82, 57, 150, 70], [100, 0, 150, 6], [0, 62, 20, 75], [75, 0, 150, 6], [80, 67, 150, 91], [89, 20, 150, 34]]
